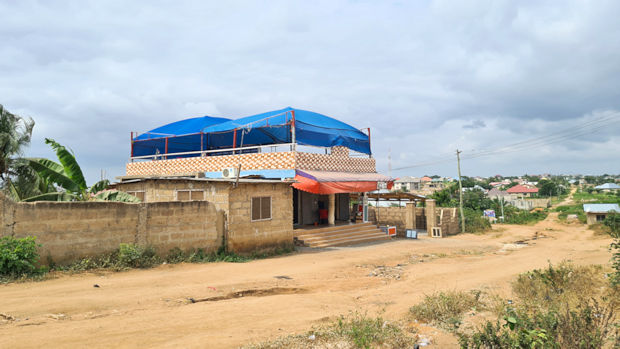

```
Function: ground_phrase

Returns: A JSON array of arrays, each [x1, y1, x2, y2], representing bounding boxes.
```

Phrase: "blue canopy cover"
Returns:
[[131, 107, 371, 158]]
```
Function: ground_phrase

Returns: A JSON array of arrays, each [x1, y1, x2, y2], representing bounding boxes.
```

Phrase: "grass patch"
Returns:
[[409, 290, 484, 331], [244, 311, 415, 349], [502, 209, 548, 225], [572, 190, 620, 204], [554, 203, 587, 223]]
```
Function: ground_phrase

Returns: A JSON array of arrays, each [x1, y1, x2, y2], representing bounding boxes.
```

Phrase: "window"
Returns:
[[596, 214, 606, 222], [251, 196, 272, 221], [176, 190, 204, 201], [127, 191, 145, 201]]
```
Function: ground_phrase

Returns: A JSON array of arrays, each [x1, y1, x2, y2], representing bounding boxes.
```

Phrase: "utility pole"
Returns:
[[500, 196, 505, 223], [456, 149, 465, 233]]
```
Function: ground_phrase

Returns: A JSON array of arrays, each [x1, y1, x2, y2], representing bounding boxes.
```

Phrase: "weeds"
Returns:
[[458, 262, 619, 348], [409, 290, 484, 331], [245, 311, 415, 349]]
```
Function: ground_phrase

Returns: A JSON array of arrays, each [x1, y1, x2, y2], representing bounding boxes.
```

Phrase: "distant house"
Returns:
[[393, 176, 420, 192], [506, 184, 539, 198], [583, 204, 620, 225], [420, 176, 432, 182], [594, 183, 620, 192]]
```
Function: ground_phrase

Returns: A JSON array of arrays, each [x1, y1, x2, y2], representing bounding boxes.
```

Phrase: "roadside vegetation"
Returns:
[[244, 311, 416, 349], [1, 236, 295, 283]]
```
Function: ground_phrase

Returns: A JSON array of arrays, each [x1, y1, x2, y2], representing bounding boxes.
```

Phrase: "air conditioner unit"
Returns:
[[222, 167, 238, 178]]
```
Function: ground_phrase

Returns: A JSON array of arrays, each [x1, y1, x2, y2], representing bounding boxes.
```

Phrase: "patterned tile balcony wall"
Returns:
[[126, 150, 376, 176]]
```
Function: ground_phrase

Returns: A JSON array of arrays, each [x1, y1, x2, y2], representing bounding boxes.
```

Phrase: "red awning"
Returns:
[[292, 170, 393, 195]]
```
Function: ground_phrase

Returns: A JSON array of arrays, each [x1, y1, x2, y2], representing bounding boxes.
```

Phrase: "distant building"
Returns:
[[393, 176, 420, 192], [583, 204, 620, 225], [594, 183, 620, 192], [506, 184, 539, 198]]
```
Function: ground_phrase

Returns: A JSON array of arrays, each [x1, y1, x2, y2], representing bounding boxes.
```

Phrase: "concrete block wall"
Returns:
[[368, 206, 407, 234], [227, 183, 293, 253], [0, 195, 224, 265], [116, 179, 230, 211]]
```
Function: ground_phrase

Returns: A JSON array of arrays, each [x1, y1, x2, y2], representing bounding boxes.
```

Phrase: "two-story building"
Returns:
[[116, 107, 394, 250]]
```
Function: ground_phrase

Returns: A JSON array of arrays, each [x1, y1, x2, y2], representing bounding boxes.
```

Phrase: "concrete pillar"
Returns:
[[328, 194, 336, 225], [425, 199, 436, 232], [405, 202, 415, 230]]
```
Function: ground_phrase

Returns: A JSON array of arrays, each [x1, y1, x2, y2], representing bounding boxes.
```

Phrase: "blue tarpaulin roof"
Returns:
[[131, 107, 370, 157], [132, 116, 230, 157], [201, 107, 371, 154]]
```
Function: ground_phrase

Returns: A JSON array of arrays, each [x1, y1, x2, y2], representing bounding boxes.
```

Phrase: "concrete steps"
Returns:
[[294, 223, 391, 248]]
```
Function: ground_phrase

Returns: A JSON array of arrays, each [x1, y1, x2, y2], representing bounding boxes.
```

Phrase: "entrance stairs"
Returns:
[[294, 223, 391, 248]]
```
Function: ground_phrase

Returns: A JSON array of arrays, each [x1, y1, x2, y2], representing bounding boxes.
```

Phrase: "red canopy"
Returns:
[[292, 170, 393, 195]]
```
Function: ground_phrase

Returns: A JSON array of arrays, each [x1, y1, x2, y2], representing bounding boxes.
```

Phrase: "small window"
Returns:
[[127, 191, 145, 201], [176, 190, 190, 201], [251, 196, 272, 221], [176, 189, 204, 201], [190, 190, 204, 201], [596, 214, 606, 222]]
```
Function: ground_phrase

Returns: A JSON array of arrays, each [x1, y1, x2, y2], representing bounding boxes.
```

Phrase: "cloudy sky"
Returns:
[[1, 0, 619, 183]]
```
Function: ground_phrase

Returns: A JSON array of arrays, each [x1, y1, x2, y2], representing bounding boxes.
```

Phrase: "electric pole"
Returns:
[[456, 149, 465, 233]]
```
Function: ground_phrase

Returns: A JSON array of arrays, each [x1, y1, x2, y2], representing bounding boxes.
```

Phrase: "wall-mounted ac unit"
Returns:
[[222, 167, 238, 178]]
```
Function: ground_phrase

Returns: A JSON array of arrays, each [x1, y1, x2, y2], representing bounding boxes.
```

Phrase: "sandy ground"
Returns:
[[0, 207, 613, 348]]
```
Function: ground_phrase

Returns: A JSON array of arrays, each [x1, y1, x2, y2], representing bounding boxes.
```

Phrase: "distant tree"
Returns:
[[462, 189, 492, 211], [460, 176, 476, 188]]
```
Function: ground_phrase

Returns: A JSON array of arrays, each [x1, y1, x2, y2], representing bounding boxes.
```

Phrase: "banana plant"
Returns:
[[23, 138, 139, 202]]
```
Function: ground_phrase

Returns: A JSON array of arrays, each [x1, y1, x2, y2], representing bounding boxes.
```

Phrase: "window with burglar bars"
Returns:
[[251, 196, 272, 221]]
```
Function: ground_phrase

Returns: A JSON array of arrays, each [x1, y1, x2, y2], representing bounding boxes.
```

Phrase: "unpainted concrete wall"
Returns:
[[227, 183, 293, 253], [0, 195, 224, 264]]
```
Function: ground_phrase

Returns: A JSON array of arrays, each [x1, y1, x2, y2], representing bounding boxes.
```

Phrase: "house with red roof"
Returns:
[[506, 184, 539, 198]]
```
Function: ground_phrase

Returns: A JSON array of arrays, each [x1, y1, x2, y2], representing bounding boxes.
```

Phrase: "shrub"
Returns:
[[117, 243, 160, 269], [0, 236, 42, 277], [461, 208, 491, 233], [459, 263, 619, 348], [503, 209, 548, 225], [409, 290, 483, 331]]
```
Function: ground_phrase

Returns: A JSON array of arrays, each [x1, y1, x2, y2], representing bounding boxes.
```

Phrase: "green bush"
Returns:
[[0, 236, 42, 277], [461, 208, 491, 233], [117, 243, 160, 269]]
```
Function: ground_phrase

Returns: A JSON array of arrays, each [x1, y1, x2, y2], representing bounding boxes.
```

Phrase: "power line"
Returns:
[[392, 113, 620, 171]]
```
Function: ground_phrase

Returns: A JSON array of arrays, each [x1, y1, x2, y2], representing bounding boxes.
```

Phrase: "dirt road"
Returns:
[[0, 213, 612, 348]]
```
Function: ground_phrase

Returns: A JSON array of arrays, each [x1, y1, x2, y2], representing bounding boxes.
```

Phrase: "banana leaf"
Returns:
[[89, 179, 110, 194], [44, 138, 87, 192], [26, 158, 80, 193]]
